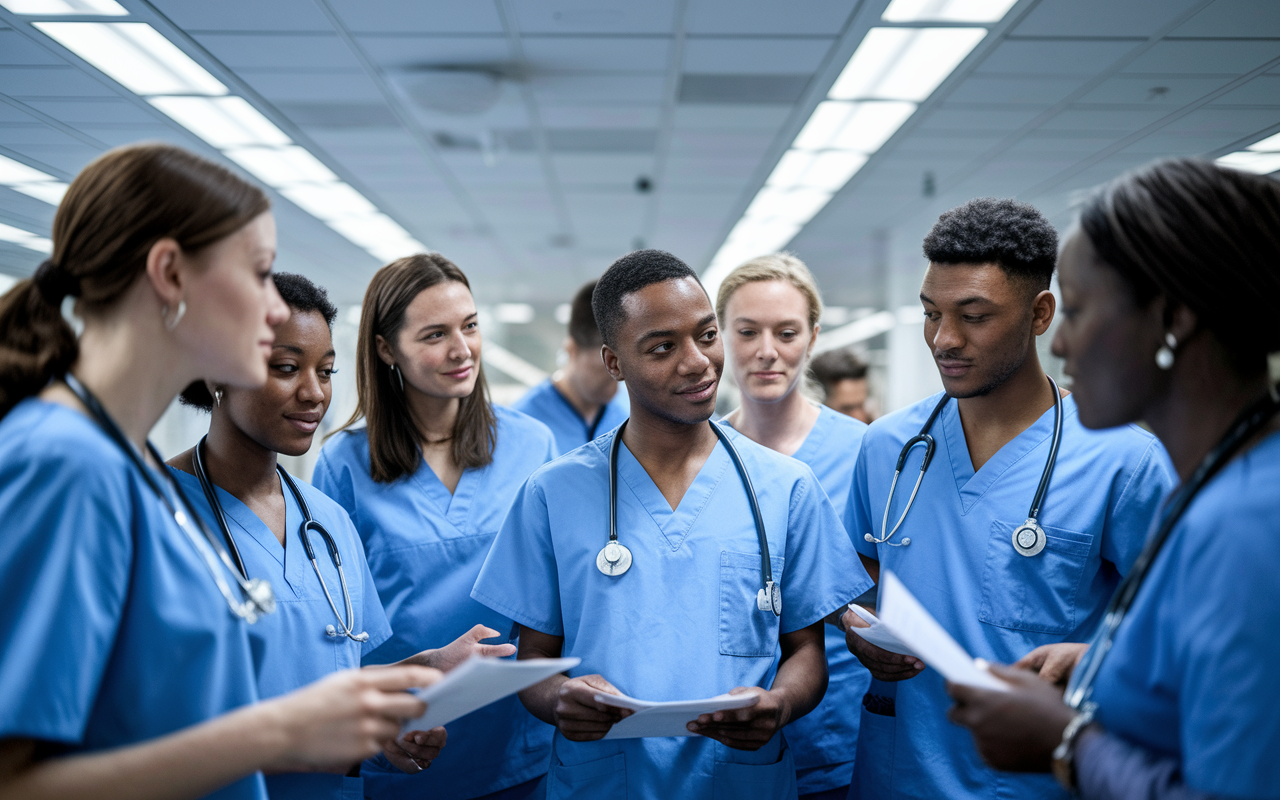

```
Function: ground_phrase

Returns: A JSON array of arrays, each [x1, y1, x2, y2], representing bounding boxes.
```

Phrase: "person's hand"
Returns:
[[842, 607, 925, 681], [946, 663, 1075, 772], [263, 665, 440, 774], [1014, 643, 1087, 688], [552, 675, 633, 742], [422, 625, 517, 673], [686, 687, 777, 751], [382, 727, 447, 775]]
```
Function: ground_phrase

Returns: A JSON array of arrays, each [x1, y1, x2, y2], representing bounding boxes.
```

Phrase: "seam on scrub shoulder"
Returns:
[[1111, 438, 1160, 517], [471, 588, 559, 637]]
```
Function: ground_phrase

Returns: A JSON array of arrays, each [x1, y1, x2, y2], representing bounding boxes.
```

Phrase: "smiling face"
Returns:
[[178, 212, 290, 389], [920, 262, 1052, 398], [217, 308, 335, 457], [377, 280, 481, 402], [603, 276, 722, 427], [724, 279, 817, 405], [1052, 229, 1166, 429]]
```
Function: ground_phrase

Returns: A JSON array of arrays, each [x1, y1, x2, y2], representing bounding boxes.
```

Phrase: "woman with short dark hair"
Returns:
[[947, 158, 1280, 798]]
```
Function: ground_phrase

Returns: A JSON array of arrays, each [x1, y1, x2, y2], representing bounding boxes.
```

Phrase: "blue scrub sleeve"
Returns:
[[845, 443, 880, 560], [0, 452, 131, 742], [1075, 729, 1218, 800], [1099, 438, 1173, 575], [311, 451, 352, 510], [781, 472, 873, 634], [471, 477, 564, 637]]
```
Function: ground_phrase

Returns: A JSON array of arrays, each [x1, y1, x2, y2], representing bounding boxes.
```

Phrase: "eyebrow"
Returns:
[[638, 313, 717, 342], [273, 344, 337, 358], [733, 315, 804, 326], [919, 293, 993, 307], [416, 312, 477, 333]]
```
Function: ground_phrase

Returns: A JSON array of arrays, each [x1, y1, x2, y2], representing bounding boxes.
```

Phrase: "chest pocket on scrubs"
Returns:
[[978, 520, 1095, 635], [719, 550, 784, 657], [547, 752, 626, 799]]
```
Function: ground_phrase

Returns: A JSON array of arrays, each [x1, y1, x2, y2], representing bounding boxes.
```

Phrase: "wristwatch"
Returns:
[[1051, 702, 1097, 791]]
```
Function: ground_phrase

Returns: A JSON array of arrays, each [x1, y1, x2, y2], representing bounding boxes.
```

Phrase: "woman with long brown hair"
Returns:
[[314, 253, 557, 800], [0, 143, 438, 800]]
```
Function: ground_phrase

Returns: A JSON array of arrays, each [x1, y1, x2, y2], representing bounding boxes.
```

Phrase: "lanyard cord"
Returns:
[[1067, 383, 1280, 710]]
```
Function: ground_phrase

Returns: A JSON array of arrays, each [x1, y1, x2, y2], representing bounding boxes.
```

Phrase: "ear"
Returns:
[[374, 333, 397, 367], [144, 237, 185, 310], [563, 336, 579, 360], [1031, 289, 1056, 336], [1164, 299, 1198, 346], [806, 323, 821, 358], [601, 343, 623, 382]]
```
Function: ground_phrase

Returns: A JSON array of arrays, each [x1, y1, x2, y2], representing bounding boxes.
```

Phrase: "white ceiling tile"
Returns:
[[520, 36, 672, 73], [1210, 73, 1280, 106], [1171, 0, 1280, 37], [193, 33, 362, 71], [0, 65, 116, 97], [237, 70, 381, 104], [1077, 75, 1237, 105], [329, 0, 504, 34], [671, 104, 791, 129], [1011, 0, 1204, 37], [554, 153, 654, 186], [1121, 39, 1280, 76], [681, 36, 834, 74], [354, 34, 510, 69], [944, 75, 1085, 108], [531, 74, 667, 103], [537, 104, 663, 128], [686, 0, 858, 36], [23, 97, 153, 125], [975, 39, 1138, 77], [149, 0, 334, 33], [512, 0, 678, 35], [0, 30, 63, 66]]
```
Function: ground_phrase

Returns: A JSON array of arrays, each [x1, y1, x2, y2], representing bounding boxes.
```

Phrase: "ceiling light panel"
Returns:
[[881, 0, 1018, 23], [0, 221, 53, 253], [148, 96, 290, 148], [0, 153, 69, 206], [0, 0, 126, 14], [35, 22, 228, 96], [830, 101, 919, 152], [829, 27, 987, 102], [1215, 131, 1280, 175]]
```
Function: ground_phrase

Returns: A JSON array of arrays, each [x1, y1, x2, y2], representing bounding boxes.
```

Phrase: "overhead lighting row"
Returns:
[[1216, 131, 1280, 176], [702, 0, 1017, 292], [1, 0, 426, 263], [0, 153, 66, 252]]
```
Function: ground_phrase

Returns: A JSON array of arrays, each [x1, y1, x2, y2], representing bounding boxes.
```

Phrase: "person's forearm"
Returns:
[[769, 625, 828, 726], [518, 673, 567, 727], [0, 703, 286, 800], [1075, 728, 1217, 800]]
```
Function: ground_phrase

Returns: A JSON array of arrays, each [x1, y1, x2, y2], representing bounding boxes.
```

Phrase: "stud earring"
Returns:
[[162, 299, 186, 332], [1155, 332, 1177, 370]]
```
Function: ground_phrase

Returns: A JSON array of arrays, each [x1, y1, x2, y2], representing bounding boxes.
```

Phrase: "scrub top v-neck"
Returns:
[[314, 405, 558, 800], [846, 391, 1173, 800]]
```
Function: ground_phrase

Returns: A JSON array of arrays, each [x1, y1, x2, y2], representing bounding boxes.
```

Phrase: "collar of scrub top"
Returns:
[[193, 436, 369, 643], [1066, 381, 1280, 714], [867, 374, 1064, 557], [61, 373, 276, 623], [604, 419, 781, 617]]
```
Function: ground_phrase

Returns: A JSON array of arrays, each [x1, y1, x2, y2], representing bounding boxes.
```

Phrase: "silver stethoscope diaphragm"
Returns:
[[596, 540, 634, 576]]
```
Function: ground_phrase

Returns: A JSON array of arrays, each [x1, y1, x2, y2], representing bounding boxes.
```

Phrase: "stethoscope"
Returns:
[[599, 420, 782, 617], [63, 374, 276, 623], [866, 375, 1064, 558], [1066, 383, 1280, 714], [193, 436, 368, 643]]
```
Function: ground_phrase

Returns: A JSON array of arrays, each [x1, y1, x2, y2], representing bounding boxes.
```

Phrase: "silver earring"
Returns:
[[213, 387, 223, 407], [391, 364, 404, 391], [1155, 332, 1176, 370], [162, 299, 186, 332]]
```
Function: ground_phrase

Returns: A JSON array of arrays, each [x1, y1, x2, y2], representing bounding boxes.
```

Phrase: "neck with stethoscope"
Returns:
[[867, 374, 1065, 558], [62, 374, 276, 623], [1065, 383, 1280, 715], [597, 419, 782, 617], [193, 436, 368, 643]]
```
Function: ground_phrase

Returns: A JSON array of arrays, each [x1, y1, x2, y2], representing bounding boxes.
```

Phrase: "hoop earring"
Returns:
[[391, 363, 405, 391], [213, 387, 223, 407], [1155, 332, 1177, 370], [162, 299, 186, 332]]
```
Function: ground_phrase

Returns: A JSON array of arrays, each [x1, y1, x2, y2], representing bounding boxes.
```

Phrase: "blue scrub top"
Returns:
[[472, 424, 873, 800], [847, 391, 1172, 800], [313, 405, 557, 800], [169, 466, 392, 800], [725, 405, 870, 795], [510, 378, 630, 456], [0, 399, 266, 800], [1090, 430, 1280, 798]]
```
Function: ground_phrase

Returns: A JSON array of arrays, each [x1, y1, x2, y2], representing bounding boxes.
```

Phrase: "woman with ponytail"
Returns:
[[0, 143, 439, 800], [314, 254, 557, 800]]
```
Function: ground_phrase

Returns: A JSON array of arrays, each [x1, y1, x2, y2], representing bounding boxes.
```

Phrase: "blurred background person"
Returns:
[[810, 348, 874, 423]]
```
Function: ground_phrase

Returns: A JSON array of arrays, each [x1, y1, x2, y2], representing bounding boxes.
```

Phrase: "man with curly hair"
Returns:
[[836, 198, 1174, 800]]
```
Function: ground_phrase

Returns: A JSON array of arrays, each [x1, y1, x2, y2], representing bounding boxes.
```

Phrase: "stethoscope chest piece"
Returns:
[[1012, 519, 1047, 557], [597, 541, 633, 576], [756, 580, 782, 616]]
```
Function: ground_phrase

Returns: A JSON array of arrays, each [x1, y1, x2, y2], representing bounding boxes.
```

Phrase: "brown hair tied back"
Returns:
[[334, 252, 497, 483], [1080, 158, 1280, 372], [0, 143, 269, 420]]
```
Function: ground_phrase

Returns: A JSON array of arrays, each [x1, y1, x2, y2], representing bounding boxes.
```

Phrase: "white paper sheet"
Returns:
[[594, 691, 760, 739], [877, 571, 1008, 692], [402, 656, 580, 733], [846, 603, 919, 657]]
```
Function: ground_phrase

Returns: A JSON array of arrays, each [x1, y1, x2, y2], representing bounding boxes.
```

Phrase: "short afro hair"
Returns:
[[567, 279, 602, 347], [180, 272, 337, 410], [592, 249, 700, 348], [922, 198, 1058, 291]]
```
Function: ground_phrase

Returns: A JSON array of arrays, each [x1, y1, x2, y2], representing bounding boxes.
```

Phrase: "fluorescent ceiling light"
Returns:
[[766, 150, 816, 187], [801, 151, 871, 191], [224, 145, 338, 186], [0, 222, 53, 253], [829, 27, 986, 102], [149, 96, 289, 148], [11, 182, 68, 204], [326, 213, 426, 258], [745, 186, 833, 225], [831, 101, 918, 152], [554, 303, 571, 324], [0, 0, 126, 13], [277, 182, 378, 222], [35, 22, 226, 96], [1246, 131, 1280, 152], [1216, 151, 1280, 175], [0, 154, 69, 206], [882, 0, 1018, 23], [794, 101, 855, 150], [494, 303, 535, 324]]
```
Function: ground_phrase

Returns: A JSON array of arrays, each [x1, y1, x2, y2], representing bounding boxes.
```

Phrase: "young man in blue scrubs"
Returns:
[[473, 250, 871, 800], [841, 199, 1173, 800], [512, 279, 629, 453]]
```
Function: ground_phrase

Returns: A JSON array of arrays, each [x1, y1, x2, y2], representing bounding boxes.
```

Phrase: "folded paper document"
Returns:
[[402, 656, 580, 733], [846, 603, 918, 657], [595, 691, 760, 739]]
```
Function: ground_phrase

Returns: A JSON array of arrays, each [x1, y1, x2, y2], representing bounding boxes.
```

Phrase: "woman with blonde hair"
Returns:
[[315, 253, 557, 800], [716, 252, 870, 800]]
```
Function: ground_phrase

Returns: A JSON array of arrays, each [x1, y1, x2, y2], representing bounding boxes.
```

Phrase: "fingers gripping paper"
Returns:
[[877, 571, 1008, 691], [402, 656, 580, 733], [594, 692, 760, 739]]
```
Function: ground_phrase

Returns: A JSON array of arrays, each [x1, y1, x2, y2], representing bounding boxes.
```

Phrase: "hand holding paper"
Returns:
[[401, 655, 580, 734], [593, 690, 759, 739]]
